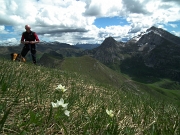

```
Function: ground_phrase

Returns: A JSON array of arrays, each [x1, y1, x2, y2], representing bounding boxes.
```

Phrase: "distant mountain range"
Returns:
[[81, 26, 180, 81], [75, 43, 100, 50], [0, 26, 180, 82]]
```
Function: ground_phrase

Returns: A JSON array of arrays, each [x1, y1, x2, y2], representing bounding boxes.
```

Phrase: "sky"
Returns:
[[0, 0, 180, 45]]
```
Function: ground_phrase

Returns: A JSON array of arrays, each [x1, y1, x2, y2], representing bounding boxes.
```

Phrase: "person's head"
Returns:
[[25, 25, 31, 32]]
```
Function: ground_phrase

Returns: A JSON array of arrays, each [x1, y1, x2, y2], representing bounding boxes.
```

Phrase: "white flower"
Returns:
[[106, 109, 114, 117], [51, 102, 59, 108], [55, 84, 67, 92], [51, 98, 70, 116], [64, 110, 70, 117], [55, 84, 63, 90], [61, 88, 67, 92], [57, 98, 68, 108]]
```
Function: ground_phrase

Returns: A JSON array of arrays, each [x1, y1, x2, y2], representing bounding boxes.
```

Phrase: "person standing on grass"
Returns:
[[20, 24, 40, 64]]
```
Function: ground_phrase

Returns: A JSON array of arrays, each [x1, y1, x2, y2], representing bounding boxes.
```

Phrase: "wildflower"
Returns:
[[106, 109, 114, 117], [51, 102, 59, 108], [57, 98, 68, 108], [64, 110, 70, 117], [51, 98, 70, 117], [55, 84, 67, 92]]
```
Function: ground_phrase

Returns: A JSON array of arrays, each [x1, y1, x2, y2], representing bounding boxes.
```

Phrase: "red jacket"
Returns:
[[21, 31, 39, 43]]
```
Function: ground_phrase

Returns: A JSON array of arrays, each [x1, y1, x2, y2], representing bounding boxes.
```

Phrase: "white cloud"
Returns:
[[98, 25, 131, 40], [0, 25, 10, 34], [0, 0, 180, 45], [0, 38, 19, 46], [84, 0, 123, 17], [171, 31, 180, 37], [169, 24, 177, 28], [7, 38, 17, 42], [0, 25, 5, 31]]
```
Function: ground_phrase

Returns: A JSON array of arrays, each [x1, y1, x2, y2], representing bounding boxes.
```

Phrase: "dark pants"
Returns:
[[21, 44, 36, 64]]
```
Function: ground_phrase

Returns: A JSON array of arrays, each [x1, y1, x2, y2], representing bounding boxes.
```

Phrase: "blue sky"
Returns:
[[0, 0, 180, 45], [94, 17, 129, 28], [5, 26, 14, 32], [164, 21, 180, 33]]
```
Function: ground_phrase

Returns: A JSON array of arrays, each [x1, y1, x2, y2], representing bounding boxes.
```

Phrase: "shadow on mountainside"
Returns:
[[120, 54, 180, 85], [120, 56, 161, 84]]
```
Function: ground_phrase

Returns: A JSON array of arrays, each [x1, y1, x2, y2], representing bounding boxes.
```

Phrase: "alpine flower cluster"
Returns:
[[55, 84, 67, 92], [51, 84, 70, 117]]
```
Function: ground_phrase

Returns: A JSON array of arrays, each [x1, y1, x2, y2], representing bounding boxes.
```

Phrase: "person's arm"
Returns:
[[30, 32, 40, 44], [20, 34, 25, 44], [20, 33, 29, 44], [34, 32, 40, 43]]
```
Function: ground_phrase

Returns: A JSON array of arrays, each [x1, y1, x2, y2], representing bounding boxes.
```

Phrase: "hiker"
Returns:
[[20, 25, 40, 64]]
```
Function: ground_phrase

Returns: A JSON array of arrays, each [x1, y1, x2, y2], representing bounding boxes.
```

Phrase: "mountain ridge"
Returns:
[[81, 26, 180, 81], [0, 26, 180, 82]]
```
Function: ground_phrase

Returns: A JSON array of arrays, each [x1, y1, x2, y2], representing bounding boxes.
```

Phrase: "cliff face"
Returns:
[[146, 26, 180, 45], [92, 37, 125, 63], [123, 26, 180, 80], [134, 27, 180, 69], [128, 26, 180, 53]]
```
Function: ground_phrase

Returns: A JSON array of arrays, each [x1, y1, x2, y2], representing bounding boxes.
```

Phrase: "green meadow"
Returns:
[[0, 58, 180, 134]]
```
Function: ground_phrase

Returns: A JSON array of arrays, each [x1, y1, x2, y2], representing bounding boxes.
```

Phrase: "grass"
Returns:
[[151, 79, 180, 90], [0, 59, 180, 134], [61, 56, 126, 88]]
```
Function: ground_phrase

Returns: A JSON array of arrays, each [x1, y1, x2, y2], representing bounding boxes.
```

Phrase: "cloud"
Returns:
[[161, 0, 180, 4], [125, 0, 180, 34], [172, 31, 180, 37], [83, 0, 123, 17], [0, 0, 180, 45], [97, 25, 131, 42], [0, 38, 19, 46], [169, 24, 178, 28], [0, 25, 5, 32], [122, 0, 150, 15], [37, 27, 88, 36]]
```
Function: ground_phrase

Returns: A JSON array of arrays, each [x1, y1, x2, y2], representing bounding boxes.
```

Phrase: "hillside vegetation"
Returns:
[[0, 59, 180, 134], [60, 56, 180, 105], [61, 56, 126, 88]]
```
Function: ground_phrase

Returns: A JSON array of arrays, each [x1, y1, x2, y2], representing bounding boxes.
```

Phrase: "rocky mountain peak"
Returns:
[[99, 37, 118, 48], [104, 36, 116, 42], [90, 37, 125, 64], [146, 26, 180, 45], [128, 26, 180, 54], [147, 26, 159, 32], [132, 26, 180, 47]]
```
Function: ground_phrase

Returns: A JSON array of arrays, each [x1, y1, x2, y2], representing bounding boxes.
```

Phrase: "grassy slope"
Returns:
[[61, 55, 126, 88], [0, 58, 180, 134], [60, 56, 180, 105]]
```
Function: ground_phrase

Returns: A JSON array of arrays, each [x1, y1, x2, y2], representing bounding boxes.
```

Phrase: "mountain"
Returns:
[[0, 41, 82, 60], [93, 37, 125, 63], [81, 26, 180, 82], [75, 43, 100, 50], [1, 26, 180, 82], [38, 51, 64, 68], [122, 26, 180, 82], [81, 37, 126, 71], [128, 26, 180, 53], [0, 45, 23, 59], [60, 55, 127, 88], [131, 26, 180, 44]]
